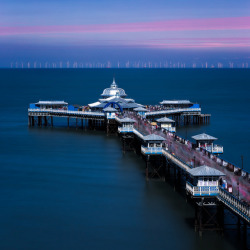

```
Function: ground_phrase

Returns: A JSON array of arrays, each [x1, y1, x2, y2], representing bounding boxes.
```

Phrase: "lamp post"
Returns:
[[237, 181, 240, 199], [241, 155, 244, 170], [185, 125, 187, 140]]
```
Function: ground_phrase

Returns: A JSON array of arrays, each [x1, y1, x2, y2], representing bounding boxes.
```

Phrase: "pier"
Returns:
[[28, 79, 249, 243]]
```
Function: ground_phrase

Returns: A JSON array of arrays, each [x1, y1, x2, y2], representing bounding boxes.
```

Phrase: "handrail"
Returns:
[[186, 181, 219, 196], [162, 148, 192, 172], [28, 108, 105, 116], [118, 127, 134, 133], [199, 147, 249, 178], [145, 108, 201, 117], [132, 128, 145, 139], [218, 187, 250, 223], [141, 146, 163, 154], [201, 145, 223, 153]]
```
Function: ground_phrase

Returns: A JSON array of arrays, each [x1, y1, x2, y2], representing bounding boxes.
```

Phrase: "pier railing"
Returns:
[[186, 182, 219, 196], [28, 109, 105, 117], [162, 148, 192, 172], [141, 146, 163, 155], [211, 145, 224, 154], [217, 187, 250, 223], [162, 126, 248, 181], [163, 127, 176, 133], [145, 108, 201, 117], [132, 128, 145, 139], [201, 145, 223, 154], [118, 127, 134, 133], [198, 147, 249, 180]]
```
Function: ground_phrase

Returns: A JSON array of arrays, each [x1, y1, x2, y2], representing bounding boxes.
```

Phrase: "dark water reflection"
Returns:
[[0, 69, 249, 249], [0, 125, 243, 249]]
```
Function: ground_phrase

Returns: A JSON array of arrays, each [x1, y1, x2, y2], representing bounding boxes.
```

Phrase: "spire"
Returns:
[[111, 77, 117, 88]]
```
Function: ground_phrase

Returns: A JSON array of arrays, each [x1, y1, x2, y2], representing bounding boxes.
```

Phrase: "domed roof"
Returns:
[[101, 78, 127, 98]]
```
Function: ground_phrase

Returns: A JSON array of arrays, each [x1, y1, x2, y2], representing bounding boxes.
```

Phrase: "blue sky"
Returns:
[[0, 0, 249, 67]]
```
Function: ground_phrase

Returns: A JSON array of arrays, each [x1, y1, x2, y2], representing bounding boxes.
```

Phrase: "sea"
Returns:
[[0, 69, 249, 249]]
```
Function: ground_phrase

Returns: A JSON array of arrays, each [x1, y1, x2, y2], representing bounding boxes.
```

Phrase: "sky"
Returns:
[[0, 0, 250, 67]]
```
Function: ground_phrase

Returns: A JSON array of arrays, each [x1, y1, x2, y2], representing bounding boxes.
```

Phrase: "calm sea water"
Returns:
[[0, 69, 249, 249]]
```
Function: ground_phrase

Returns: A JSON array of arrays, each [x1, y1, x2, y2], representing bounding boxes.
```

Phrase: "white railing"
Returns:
[[145, 108, 201, 117], [162, 149, 191, 172], [163, 127, 176, 133], [186, 182, 219, 196], [115, 117, 121, 123], [218, 187, 250, 223], [28, 109, 104, 117], [118, 127, 134, 133], [132, 128, 144, 139], [201, 145, 223, 154], [212, 145, 223, 153], [141, 146, 163, 154]]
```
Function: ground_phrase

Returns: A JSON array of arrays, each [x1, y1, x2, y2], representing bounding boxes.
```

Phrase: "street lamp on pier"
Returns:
[[241, 155, 244, 170]]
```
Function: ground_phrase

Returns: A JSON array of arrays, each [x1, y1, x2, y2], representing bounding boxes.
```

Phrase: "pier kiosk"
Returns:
[[156, 117, 176, 133], [192, 133, 223, 154], [103, 107, 117, 119], [186, 165, 225, 197], [32, 101, 68, 110], [186, 165, 225, 235], [141, 134, 165, 155], [116, 117, 136, 153], [117, 117, 136, 133], [103, 107, 117, 134], [133, 107, 148, 117], [160, 100, 193, 109], [141, 134, 166, 178]]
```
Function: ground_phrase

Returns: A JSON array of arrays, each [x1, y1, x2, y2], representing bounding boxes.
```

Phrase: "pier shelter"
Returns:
[[156, 117, 176, 133], [32, 101, 68, 110], [192, 133, 223, 154], [186, 165, 225, 197], [133, 107, 148, 117], [160, 100, 193, 109], [141, 134, 165, 155], [103, 107, 117, 119], [117, 117, 136, 133]]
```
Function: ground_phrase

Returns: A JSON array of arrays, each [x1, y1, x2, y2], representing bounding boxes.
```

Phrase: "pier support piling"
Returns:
[[146, 155, 150, 180], [44, 116, 47, 126]]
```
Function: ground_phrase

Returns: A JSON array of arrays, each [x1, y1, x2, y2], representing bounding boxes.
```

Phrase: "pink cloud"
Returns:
[[123, 37, 250, 49], [0, 16, 250, 36], [144, 42, 250, 49]]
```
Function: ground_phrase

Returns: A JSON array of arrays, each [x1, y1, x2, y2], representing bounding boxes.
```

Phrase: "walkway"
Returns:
[[126, 112, 250, 204]]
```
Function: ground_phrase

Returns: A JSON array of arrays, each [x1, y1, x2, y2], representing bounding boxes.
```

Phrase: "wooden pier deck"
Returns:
[[28, 106, 250, 227], [145, 108, 211, 125], [123, 112, 249, 223], [129, 112, 249, 202]]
